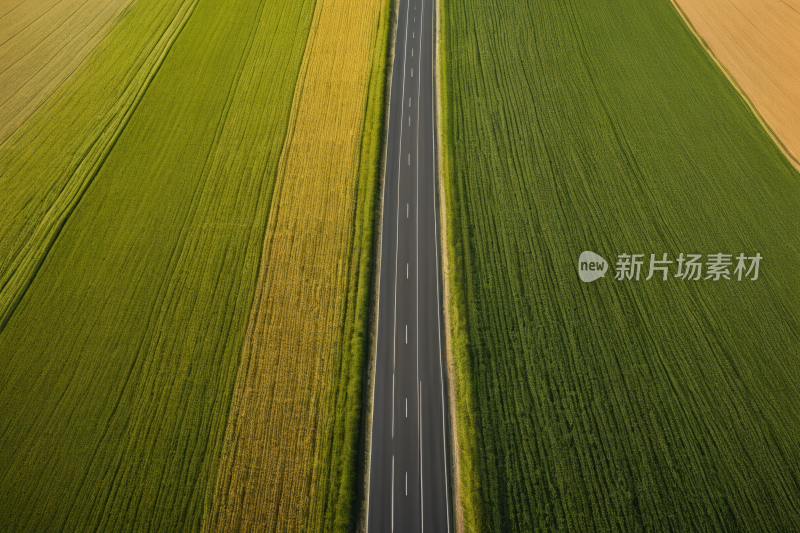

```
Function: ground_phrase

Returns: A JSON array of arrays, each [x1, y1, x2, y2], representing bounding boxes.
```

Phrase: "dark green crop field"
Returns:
[[440, 0, 800, 530]]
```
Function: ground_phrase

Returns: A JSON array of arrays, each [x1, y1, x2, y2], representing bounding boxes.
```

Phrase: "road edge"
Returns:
[[434, 0, 463, 531], [436, 0, 484, 530], [358, 0, 398, 530]]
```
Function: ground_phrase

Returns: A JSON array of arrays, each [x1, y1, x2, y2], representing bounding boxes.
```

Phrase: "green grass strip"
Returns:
[[438, 0, 483, 529]]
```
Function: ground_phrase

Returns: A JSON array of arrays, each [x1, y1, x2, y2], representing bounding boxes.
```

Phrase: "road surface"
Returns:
[[366, 0, 451, 529]]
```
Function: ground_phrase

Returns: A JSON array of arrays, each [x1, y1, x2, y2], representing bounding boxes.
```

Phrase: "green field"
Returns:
[[440, 0, 800, 530], [0, 0, 198, 332], [0, 0, 393, 526], [0, 0, 317, 529]]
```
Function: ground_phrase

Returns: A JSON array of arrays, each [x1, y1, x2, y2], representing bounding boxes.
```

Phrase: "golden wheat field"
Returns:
[[205, 0, 390, 529], [674, 0, 800, 165]]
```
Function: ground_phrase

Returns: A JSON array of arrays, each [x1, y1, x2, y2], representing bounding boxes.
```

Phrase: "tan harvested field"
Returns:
[[674, 0, 800, 165], [205, 0, 389, 529], [0, 0, 135, 144]]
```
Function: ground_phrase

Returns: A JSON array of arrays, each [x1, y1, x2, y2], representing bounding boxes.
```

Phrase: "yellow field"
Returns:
[[0, 0, 135, 144], [205, 0, 390, 530], [674, 0, 800, 166]]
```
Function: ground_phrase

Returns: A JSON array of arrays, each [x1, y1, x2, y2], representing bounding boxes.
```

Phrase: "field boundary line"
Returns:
[[429, 0, 451, 527], [436, 0, 484, 529], [668, 0, 800, 173], [434, 0, 464, 530]]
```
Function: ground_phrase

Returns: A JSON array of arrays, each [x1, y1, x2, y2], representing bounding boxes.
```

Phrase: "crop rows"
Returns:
[[0, 0, 388, 529], [0, 0, 135, 144], [0, 0, 199, 333], [441, 0, 800, 530], [205, 0, 391, 529]]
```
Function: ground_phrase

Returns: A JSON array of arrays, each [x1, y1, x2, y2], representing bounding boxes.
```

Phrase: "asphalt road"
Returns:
[[366, 0, 451, 529]]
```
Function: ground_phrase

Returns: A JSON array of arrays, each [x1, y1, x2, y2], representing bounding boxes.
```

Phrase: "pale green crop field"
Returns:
[[0, 0, 197, 332]]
